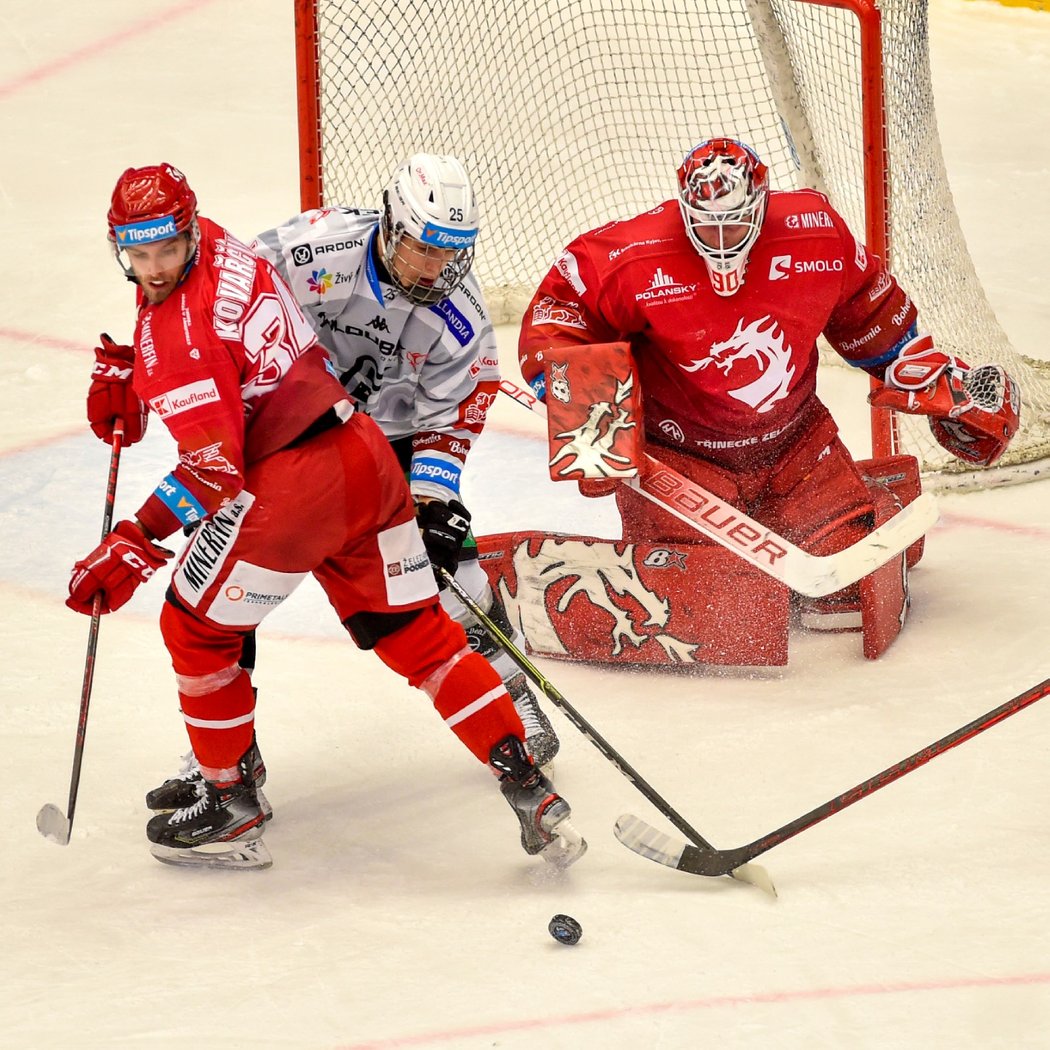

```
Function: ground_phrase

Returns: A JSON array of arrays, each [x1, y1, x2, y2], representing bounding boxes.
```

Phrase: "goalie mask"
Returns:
[[380, 154, 479, 306], [677, 138, 769, 297], [107, 163, 199, 282]]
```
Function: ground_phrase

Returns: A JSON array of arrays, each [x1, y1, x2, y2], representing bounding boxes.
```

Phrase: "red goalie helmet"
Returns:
[[677, 138, 769, 297], [107, 163, 198, 248]]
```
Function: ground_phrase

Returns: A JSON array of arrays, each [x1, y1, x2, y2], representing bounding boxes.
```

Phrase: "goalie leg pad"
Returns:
[[859, 477, 911, 660], [477, 532, 789, 667], [857, 454, 924, 568]]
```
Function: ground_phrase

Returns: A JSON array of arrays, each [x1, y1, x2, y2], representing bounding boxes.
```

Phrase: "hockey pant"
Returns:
[[160, 413, 523, 774]]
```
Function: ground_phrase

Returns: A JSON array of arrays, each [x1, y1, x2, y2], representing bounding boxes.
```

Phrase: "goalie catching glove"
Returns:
[[869, 334, 1020, 467], [67, 520, 173, 615], [416, 499, 472, 587], [87, 334, 148, 445]]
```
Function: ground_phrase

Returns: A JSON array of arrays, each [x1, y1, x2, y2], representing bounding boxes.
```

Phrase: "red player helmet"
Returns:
[[677, 138, 769, 297], [107, 163, 198, 249]]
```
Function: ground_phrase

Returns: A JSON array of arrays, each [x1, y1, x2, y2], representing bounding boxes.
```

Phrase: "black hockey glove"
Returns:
[[416, 499, 471, 587]]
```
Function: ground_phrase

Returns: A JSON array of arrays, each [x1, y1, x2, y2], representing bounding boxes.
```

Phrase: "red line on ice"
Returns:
[[0, 0, 221, 101], [335, 970, 1050, 1048]]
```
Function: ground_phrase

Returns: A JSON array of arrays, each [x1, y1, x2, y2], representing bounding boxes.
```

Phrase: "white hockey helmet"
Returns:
[[380, 153, 479, 305], [677, 138, 769, 297]]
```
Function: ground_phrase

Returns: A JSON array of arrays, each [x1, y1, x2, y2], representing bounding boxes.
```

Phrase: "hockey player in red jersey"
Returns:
[[518, 138, 1019, 643], [69, 163, 585, 870]]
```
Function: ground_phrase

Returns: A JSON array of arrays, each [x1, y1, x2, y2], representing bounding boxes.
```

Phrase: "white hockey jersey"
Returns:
[[252, 207, 500, 502]]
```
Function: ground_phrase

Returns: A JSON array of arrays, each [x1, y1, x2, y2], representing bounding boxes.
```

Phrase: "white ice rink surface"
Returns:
[[2, 2, 1049, 1047]]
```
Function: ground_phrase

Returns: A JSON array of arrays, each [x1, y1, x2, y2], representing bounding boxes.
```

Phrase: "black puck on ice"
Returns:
[[548, 914, 583, 945]]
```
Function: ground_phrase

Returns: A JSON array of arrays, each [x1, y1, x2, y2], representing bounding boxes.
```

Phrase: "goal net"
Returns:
[[294, 0, 1050, 487]]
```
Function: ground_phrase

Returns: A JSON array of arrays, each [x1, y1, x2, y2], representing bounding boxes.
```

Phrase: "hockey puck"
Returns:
[[548, 914, 583, 945]]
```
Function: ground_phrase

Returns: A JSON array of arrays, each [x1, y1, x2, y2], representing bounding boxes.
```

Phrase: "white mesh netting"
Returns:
[[300, 0, 1050, 483]]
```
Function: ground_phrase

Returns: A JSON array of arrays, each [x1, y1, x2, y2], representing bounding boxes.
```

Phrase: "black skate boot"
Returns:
[[145, 736, 271, 821], [146, 746, 271, 870], [490, 735, 586, 868], [466, 594, 560, 767]]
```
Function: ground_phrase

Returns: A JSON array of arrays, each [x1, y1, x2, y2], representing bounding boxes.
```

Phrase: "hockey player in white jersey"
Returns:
[[145, 155, 559, 818]]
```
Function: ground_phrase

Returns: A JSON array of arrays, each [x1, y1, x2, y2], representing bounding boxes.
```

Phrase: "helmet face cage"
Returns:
[[107, 163, 199, 278], [677, 139, 769, 296], [379, 154, 479, 306]]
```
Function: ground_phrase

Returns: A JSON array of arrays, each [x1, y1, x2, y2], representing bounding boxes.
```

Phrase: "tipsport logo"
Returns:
[[114, 215, 178, 245], [308, 268, 334, 296]]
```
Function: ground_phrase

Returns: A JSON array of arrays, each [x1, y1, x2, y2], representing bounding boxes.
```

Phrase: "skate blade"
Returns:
[[541, 818, 587, 869], [149, 837, 272, 871]]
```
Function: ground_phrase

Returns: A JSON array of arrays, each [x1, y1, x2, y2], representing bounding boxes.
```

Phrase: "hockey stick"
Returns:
[[615, 675, 1050, 879], [497, 378, 938, 598], [37, 425, 124, 846], [439, 566, 775, 895]]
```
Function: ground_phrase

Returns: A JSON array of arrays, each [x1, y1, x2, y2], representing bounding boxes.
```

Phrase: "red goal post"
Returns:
[[293, 0, 1050, 487]]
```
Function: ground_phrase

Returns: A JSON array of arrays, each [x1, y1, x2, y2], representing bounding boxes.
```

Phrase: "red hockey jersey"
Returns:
[[131, 217, 348, 540], [519, 189, 916, 471]]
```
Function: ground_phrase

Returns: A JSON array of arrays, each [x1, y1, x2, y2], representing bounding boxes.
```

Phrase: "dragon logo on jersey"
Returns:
[[681, 315, 795, 414], [308, 268, 333, 295]]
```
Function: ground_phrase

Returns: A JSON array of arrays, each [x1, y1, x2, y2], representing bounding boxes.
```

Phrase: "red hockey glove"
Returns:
[[869, 335, 1020, 467], [577, 478, 620, 498], [87, 334, 148, 446], [66, 520, 173, 615]]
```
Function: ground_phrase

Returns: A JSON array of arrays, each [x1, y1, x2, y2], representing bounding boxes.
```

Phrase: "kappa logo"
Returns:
[[291, 243, 313, 266], [367, 315, 389, 332]]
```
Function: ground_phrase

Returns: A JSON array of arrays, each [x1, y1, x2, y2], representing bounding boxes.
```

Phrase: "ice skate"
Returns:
[[466, 593, 561, 767], [490, 735, 586, 868], [508, 673, 560, 769], [146, 747, 271, 871], [146, 736, 271, 821]]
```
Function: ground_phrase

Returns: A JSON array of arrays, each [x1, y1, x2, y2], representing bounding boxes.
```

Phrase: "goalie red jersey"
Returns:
[[519, 188, 916, 473]]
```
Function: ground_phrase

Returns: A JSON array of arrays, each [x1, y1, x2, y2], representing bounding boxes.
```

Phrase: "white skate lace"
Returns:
[[173, 751, 201, 782], [514, 696, 543, 737], [170, 780, 210, 824]]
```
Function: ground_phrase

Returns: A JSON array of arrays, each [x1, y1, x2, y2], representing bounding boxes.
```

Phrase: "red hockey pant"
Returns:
[[160, 414, 521, 772]]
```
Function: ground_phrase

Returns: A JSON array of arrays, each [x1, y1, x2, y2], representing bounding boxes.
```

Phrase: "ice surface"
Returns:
[[1, 2, 1048, 1047]]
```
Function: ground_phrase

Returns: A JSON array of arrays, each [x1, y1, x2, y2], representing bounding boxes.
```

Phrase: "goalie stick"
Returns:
[[37, 425, 124, 846], [439, 566, 776, 895], [497, 378, 938, 598], [615, 675, 1050, 879]]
